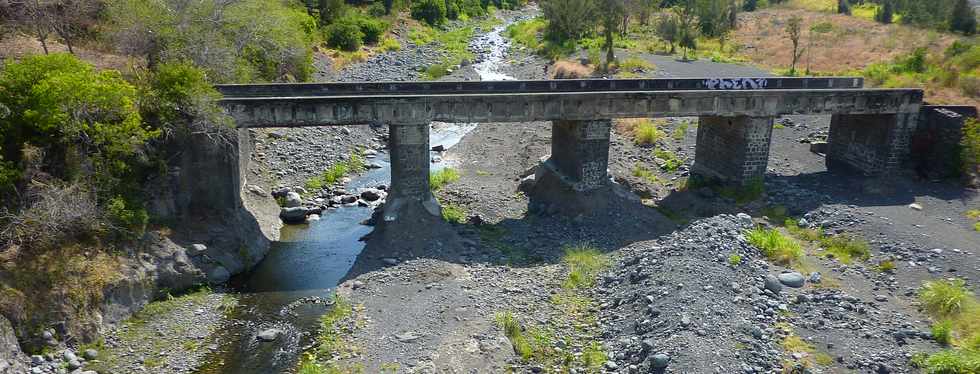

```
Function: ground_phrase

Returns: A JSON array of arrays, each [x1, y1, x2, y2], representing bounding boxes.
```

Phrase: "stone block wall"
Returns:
[[911, 105, 978, 179], [826, 113, 917, 175], [547, 120, 612, 191], [693, 116, 774, 184]]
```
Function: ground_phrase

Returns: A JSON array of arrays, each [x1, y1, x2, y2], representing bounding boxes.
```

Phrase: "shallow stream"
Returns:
[[195, 17, 518, 374]]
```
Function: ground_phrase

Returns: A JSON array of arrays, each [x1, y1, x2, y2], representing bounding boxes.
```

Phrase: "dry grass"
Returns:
[[551, 60, 594, 79], [0, 33, 136, 72]]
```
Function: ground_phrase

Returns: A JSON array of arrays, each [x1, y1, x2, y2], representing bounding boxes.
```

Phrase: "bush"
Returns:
[[0, 183, 104, 250], [139, 62, 231, 140], [379, 37, 402, 51], [107, 196, 149, 237], [411, 0, 447, 26], [441, 202, 467, 223], [354, 16, 388, 45], [819, 235, 870, 264], [325, 20, 365, 51]]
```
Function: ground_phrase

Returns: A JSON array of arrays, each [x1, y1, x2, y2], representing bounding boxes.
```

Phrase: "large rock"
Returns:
[[763, 275, 782, 293], [0, 316, 28, 374], [360, 189, 383, 202], [284, 192, 303, 208], [279, 207, 310, 224], [777, 272, 806, 288]]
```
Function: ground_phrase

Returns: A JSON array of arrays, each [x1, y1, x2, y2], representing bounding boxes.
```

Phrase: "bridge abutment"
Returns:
[[384, 123, 440, 222], [692, 116, 775, 185], [826, 113, 918, 176]]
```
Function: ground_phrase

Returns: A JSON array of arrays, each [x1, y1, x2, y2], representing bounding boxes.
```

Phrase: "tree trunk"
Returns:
[[605, 26, 615, 72]]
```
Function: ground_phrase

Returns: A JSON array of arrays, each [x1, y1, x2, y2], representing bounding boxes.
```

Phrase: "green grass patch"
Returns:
[[315, 294, 354, 357], [632, 164, 663, 184], [819, 235, 870, 264], [728, 253, 742, 266], [617, 56, 654, 72], [441, 202, 467, 224], [784, 219, 823, 242], [671, 121, 689, 141], [633, 119, 664, 145], [774, 124, 786, 129], [305, 152, 365, 191], [964, 119, 980, 180], [561, 245, 610, 290], [876, 259, 897, 273], [653, 149, 683, 172], [934, 320, 955, 346], [745, 227, 804, 267], [379, 36, 401, 52], [430, 168, 461, 191]]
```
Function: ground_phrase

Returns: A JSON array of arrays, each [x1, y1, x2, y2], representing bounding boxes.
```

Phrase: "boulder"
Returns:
[[360, 189, 383, 202], [777, 272, 806, 288], [207, 265, 231, 284], [280, 207, 310, 224], [763, 275, 782, 293], [284, 192, 303, 208]]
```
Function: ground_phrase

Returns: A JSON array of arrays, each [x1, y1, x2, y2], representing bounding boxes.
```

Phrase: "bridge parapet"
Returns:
[[221, 89, 922, 128]]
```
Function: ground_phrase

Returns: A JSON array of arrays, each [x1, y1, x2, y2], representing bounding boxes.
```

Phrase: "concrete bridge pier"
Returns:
[[826, 113, 918, 176], [529, 119, 613, 214], [383, 123, 440, 222], [692, 116, 775, 185]]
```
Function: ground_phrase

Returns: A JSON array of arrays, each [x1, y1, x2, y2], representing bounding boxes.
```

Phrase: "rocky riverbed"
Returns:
[[49, 4, 980, 374]]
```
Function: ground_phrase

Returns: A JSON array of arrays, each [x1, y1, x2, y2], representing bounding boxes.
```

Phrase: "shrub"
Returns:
[[140, 62, 231, 140], [876, 260, 897, 273], [745, 227, 803, 266], [355, 17, 388, 45], [430, 168, 461, 191], [920, 278, 973, 317], [325, 21, 365, 51], [106, 196, 149, 237], [551, 60, 593, 79], [0, 183, 104, 250], [411, 0, 447, 26]]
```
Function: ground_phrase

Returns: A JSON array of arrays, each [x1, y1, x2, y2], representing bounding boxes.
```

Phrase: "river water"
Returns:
[[195, 18, 518, 374]]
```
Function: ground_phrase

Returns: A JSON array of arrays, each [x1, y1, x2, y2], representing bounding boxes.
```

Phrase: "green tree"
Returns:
[[675, 0, 699, 60], [951, 0, 977, 35], [743, 0, 757, 11], [540, 0, 597, 42], [875, 0, 894, 24], [0, 53, 158, 191], [600, 0, 626, 71], [411, 0, 448, 26], [106, 0, 316, 83], [657, 13, 680, 54]]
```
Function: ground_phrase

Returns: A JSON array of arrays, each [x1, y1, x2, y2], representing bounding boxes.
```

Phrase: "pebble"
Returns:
[[651, 353, 670, 369]]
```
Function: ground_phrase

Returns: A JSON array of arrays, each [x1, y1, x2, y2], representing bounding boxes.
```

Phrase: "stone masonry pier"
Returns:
[[217, 77, 924, 218]]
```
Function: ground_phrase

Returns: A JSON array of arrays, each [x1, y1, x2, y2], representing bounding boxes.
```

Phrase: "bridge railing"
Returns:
[[215, 77, 864, 98]]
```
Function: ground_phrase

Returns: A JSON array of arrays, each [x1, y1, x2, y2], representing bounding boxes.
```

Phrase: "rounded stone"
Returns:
[[83, 349, 98, 360], [763, 275, 783, 293], [651, 353, 670, 369], [778, 272, 806, 288]]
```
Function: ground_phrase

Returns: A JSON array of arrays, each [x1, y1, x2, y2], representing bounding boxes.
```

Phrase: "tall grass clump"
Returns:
[[745, 227, 804, 266], [561, 245, 610, 289], [913, 277, 980, 374], [495, 311, 533, 359], [920, 278, 974, 317], [633, 119, 664, 145], [962, 118, 980, 182], [430, 168, 461, 191]]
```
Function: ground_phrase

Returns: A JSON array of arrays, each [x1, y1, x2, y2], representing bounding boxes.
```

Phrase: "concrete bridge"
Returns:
[[216, 77, 924, 219]]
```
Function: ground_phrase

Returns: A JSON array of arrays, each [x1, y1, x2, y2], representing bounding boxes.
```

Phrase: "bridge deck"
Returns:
[[219, 85, 923, 128], [215, 77, 863, 98]]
